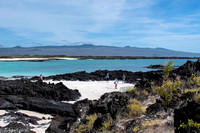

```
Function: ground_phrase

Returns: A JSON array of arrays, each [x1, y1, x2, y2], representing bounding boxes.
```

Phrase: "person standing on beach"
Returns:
[[40, 74, 43, 81], [122, 74, 126, 84], [114, 78, 118, 89], [106, 73, 109, 82]]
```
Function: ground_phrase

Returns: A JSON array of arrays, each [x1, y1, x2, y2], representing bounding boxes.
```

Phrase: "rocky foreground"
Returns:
[[0, 60, 200, 132]]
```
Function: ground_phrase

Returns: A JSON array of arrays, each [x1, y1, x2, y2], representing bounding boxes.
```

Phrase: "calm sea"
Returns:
[[0, 59, 197, 77]]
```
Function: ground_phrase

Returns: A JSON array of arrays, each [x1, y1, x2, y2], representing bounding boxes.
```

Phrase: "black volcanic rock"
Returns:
[[44, 70, 163, 88], [0, 111, 42, 132], [146, 64, 164, 69], [0, 122, 35, 133], [0, 79, 81, 101], [174, 100, 200, 133], [0, 95, 75, 116], [46, 115, 75, 133], [88, 92, 131, 119], [171, 60, 200, 80]]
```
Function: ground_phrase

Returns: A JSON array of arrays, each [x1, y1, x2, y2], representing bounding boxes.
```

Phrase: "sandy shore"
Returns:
[[45, 80, 135, 102], [0, 57, 77, 61]]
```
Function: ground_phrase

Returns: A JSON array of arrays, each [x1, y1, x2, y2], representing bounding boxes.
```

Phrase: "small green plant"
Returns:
[[163, 60, 174, 80], [132, 125, 140, 132], [179, 119, 200, 131], [194, 94, 200, 102], [99, 120, 113, 131], [127, 99, 145, 118], [135, 91, 140, 96], [185, 88, 198, 93], [76, 113, 98, 133], [189, 74, 200, 95], [142, 90, 149, 96], [76, 125, 87, 133], [85, 113, 98, 129]]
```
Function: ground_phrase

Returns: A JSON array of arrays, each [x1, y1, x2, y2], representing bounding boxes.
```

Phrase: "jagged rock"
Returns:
[[171, 60, 200, 80], [46, 115, 75, 133], [89, 92, 130, 119], [0, 95, 75, 116], [174, 100, 200, 133], [41, 70, 163, 86], [0, 111, 40, 125], [146, 64, 164, 69], [0, 122, 35, 133], [73, 99, 93, 119], [0, 79, 81, 101], [146, 99, 164, 115], [125, 119, 141, 133], [93, 113, 114, 130]]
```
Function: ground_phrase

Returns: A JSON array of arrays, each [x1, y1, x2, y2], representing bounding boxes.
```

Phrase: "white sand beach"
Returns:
[[0, 57, 77, 61], [45, 80, 135, 101]]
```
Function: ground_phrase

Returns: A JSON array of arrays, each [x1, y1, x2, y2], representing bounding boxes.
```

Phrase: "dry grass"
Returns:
[[127, 99, 146, 118], [76, 113, 98, 133]]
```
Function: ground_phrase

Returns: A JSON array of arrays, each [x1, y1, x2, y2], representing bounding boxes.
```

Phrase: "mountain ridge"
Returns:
[[0, 44, 200, 57]]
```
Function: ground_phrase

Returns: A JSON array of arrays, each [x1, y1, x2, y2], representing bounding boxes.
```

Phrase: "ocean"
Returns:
[[0, 59, 197, 77]]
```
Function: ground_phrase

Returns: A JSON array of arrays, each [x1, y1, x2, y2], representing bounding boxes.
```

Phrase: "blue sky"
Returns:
[[0, 0, 200, 53]]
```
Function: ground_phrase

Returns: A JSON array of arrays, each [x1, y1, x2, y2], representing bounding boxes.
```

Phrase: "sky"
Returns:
[[0, 0, 200, 53]]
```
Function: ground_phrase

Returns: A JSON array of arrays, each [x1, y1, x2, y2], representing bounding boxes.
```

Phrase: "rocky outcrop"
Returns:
[[174, 100, 200, 133], [0, 79, 81, 101], [46, 115, 75, 133], [0, 122, 35, 133], [146, 64, 164, 69], [0, 79, 81, 132], [40, 69, 163, 89], [0, 95, 75, 116], [170, 60, 200, 80], [0, 111, 43, 133]]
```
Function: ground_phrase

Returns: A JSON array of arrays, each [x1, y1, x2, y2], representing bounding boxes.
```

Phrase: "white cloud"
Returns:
[[0, 0, 200, 52]]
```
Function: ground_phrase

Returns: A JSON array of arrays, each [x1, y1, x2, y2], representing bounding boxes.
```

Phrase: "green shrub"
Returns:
[[142, 90, 149, 96], [194, 94, 200, 102], [152, 80, 184, 105], [189, 74, 200, 95], [163, 60, 174, 80], [135, 91, 140, 96], [179, 119, 200, 131], [99, 120, 113, 131], [132, 125, 140, 132]]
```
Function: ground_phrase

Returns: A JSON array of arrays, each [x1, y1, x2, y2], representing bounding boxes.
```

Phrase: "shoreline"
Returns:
[[0, 57, 77, 61], [0, 56, 199, 62]]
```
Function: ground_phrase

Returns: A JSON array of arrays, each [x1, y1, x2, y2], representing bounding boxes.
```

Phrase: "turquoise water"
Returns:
[[0, 59, 197, 77]]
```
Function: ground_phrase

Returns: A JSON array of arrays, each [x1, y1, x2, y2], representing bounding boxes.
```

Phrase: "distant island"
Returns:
[[0, 55, 199, 62], [0, 44, 200, 57]]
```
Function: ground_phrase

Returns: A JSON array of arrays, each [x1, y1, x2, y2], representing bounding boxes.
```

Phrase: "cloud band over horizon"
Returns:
[[0, 0, 200, 53]]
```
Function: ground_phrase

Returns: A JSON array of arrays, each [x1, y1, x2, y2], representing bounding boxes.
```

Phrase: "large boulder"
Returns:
[[0, 95, 75, 116]]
